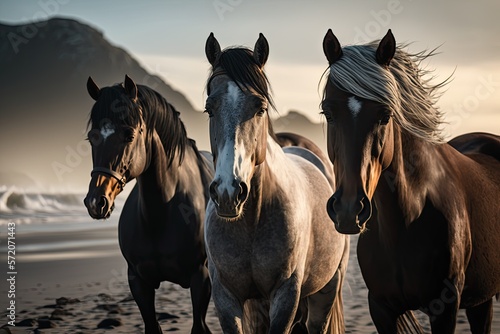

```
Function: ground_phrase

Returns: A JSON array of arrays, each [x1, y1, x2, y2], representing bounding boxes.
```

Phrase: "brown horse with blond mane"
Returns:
[[321, 29, 500, 333]]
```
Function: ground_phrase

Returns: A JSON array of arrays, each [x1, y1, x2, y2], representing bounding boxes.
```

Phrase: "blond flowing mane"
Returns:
[[327, 42, 449, 143]]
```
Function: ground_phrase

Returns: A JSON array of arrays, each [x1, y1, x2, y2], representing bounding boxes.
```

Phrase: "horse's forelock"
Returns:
[[207, 47, 278, 141], [328, 43, 447, 143], [208, 47, 276, 111], [88, 85, 141, 129], [87, 83, 189, 167], [328, 44, 402, 116]]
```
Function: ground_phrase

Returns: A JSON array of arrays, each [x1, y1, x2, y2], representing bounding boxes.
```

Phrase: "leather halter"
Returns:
[[91, 167, 127, 189]]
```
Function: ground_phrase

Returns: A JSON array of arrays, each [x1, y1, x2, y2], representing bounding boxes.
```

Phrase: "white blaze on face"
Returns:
[[348, 96, 362, 117], [214, 81, 253, 197], [227, 80, 242, 106], [100, 123, 115, 142]]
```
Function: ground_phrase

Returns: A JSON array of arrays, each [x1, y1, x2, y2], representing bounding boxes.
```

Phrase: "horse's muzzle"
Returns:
[[326, 193, 371, 234], [84, 174, 120, 220], [84, 194, 115, 219], [209, 179, 249, 220]]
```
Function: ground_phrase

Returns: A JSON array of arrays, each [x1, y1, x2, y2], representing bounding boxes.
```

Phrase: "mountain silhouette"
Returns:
[[273, 111, 328, 150], [0, 17, 324, 190]]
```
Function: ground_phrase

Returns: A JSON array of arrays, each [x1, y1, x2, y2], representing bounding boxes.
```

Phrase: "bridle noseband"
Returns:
[[91, 167, 127, 190]]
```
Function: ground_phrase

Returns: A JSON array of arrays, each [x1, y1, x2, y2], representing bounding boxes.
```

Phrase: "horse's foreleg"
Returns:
[[428, 303, 459, 334], [368, 293, 399, 334], [426, 276, 463, 334], [189, 265, 212, 334], [128, 267, 162, 334], [465, 298, 493, 334], [269, 275, 301, 334], [211, 275, 244, 333], [306, 268, 344, 334]]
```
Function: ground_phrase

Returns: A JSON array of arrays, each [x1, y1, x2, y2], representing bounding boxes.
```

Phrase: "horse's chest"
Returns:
[[119, 217, 199, 288], [359, 219, 450, 307], [207, 218, 299, 297]]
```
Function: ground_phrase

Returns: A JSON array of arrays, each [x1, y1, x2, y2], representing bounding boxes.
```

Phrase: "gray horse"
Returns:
[[203, 33, 350, 334]]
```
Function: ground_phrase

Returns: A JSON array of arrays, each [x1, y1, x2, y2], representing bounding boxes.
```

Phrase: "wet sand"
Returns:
[[0, 223, 498, 333]]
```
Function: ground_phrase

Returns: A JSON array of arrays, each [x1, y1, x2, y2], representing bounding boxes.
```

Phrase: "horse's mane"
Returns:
[[87, 83, 190, 167], [207, 47, 279, 139], [326, 42, 450, 143]]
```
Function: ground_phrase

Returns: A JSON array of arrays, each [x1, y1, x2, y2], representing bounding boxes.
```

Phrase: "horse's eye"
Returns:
[[256, 108, 267, 117], [380, 114, 391, 125], [321, 111, 334, 124], [87, 130, 101, 145], [123, 130, 135, 143]]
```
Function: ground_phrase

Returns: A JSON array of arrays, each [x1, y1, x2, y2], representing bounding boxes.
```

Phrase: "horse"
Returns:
[[83, 75, 214, 334], [321, 29, 500, 333], [274, 132, 335, 187], [203, 32, 350, 334]]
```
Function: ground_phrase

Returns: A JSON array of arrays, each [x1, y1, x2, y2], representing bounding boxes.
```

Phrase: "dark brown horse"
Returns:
[[321, 29, 500, 333], [83, 75, 214, 333]]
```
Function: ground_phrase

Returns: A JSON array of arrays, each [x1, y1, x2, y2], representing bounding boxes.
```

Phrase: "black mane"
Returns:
[[88, 83, 189, 167], [208, 47, 276, 110]]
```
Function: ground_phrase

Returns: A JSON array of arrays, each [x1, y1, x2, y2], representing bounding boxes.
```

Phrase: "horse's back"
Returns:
[[277, 132, 335, 188], [448, 131, 500, 199], [283, 146, 331, 186], [449, 132, 500, 162], [276, 132, 327, 162]]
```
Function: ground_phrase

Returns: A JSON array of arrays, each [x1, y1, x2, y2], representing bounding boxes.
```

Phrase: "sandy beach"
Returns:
[[0, 219, 499, 333]]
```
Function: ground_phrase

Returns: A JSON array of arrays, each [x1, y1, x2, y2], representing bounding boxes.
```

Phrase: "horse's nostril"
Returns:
[[209, 182, 219, 205], [98, 196, 107, 210], [237, 182, 249, 203], [326, 195, 338, 223], [357, 197, 372, 226], [329, 195, 340, 212]]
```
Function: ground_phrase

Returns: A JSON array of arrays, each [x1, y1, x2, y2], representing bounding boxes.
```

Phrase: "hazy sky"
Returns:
[[2, 0, 500, 138]]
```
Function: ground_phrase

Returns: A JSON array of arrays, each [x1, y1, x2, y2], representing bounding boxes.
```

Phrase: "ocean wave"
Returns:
[[0, 186, 124, 225], [0, 186, 84, 213]]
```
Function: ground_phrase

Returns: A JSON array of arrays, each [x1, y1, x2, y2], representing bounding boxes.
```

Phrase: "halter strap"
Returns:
[[91, 167, 127, 189], [207, 68, 227, 94]]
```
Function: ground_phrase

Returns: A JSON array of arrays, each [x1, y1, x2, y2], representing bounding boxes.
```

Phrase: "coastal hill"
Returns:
[[0, 18, 324, 189]]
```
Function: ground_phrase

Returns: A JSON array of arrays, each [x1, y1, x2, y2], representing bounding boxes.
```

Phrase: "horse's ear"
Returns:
[[376, 29, 396, 67], [323, 29, 343, 65], [254, 33, 269, 68], [87, 76, 101, 101], [205, 32, 221, 67], [124, 74, 138, 101]]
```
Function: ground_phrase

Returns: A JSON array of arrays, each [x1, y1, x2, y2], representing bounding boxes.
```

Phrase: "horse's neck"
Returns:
[[374, 128, 445, 244], [264, 135, 297, 185], [137, 131, 180, 212], [248, 136, 295, 220]]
